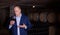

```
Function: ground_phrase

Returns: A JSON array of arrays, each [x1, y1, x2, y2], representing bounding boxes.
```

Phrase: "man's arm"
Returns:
[[9, 20, 15, 29], [25, 17, 32, 30], [7, 17, 15, 30], [6, 17, 12, 29]]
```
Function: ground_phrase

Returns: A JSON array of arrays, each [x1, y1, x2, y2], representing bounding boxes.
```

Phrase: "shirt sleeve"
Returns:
[[9, 25, 13, 29], [25, 25, 27, 29]]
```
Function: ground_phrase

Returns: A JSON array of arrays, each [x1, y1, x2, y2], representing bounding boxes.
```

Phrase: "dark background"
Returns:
[[0, 0, 60, 35]]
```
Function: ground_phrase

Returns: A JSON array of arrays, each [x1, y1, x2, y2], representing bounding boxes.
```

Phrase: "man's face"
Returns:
[[14, 6, 21, 15]]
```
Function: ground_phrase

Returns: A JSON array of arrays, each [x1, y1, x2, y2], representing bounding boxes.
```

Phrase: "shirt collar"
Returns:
[[16, 14, 22, 17]]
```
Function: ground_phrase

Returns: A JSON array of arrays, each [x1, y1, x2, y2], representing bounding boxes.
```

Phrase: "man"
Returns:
[[8, 5, 32, 35]]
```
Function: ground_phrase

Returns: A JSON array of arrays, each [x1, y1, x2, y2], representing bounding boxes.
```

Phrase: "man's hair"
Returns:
[[13, 4, 21, 9]]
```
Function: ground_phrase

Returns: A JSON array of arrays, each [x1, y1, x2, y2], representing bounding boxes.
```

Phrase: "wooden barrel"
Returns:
[[39, 12, 47, 22], [47, 13, 56, 35], [47, 13, 56, 23], [28, 13, 33, 21], [32, 13, 39, 21], [58, 13, 60, 22]]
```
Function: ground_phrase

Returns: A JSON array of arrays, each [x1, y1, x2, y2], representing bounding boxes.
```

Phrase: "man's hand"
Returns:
[[9, 20, 15, 29], [18, 23, 27, 28], [10, 20, 15, 26]]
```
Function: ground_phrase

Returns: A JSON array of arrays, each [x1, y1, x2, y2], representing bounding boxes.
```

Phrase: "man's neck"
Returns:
[[16, 13, 22, 17]]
